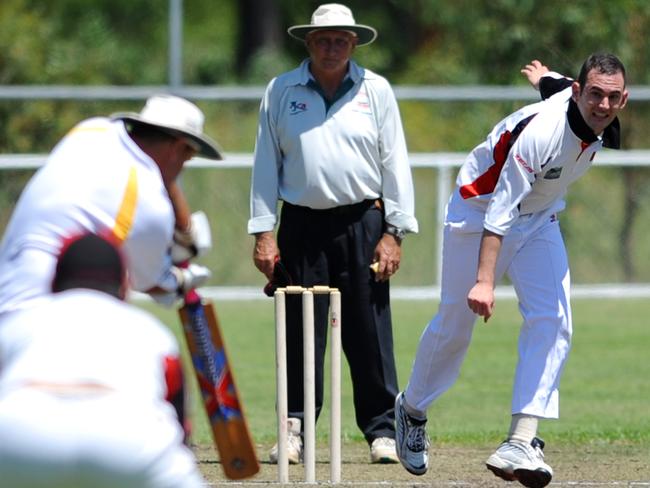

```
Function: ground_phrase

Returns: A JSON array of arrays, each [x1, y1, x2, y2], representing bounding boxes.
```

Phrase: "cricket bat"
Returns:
[[179, 289, 260, 480]]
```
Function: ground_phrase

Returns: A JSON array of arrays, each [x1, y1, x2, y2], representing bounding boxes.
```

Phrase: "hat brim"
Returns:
[[288, 24, 377, 46], [111, 113, 223, 160]]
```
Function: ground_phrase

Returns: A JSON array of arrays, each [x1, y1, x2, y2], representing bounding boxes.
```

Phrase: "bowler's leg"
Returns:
[[396, 225, 483, 475], [405, 225, 483, 411], [509, 220, 571, 419]]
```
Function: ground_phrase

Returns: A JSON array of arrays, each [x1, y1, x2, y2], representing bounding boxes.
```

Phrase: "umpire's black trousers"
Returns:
[[277, 199, 399, 444]]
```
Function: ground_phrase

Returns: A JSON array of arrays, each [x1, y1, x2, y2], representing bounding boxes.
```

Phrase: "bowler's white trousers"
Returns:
[[404, 211, 572, 419]]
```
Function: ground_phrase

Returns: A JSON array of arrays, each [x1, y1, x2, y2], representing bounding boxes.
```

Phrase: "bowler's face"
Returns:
[[572, 70, 628, 136], [306, 30, 357, 74]]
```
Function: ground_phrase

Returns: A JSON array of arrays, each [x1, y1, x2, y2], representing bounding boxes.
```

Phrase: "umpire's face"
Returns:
[[305, 30, 357, 75], [572, 69, 628, 136]]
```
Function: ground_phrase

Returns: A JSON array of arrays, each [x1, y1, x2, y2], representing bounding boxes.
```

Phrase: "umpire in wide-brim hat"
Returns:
[[287, 3, 377, 46]]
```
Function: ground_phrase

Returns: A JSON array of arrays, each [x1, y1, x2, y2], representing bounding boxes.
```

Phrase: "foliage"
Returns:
[[3, 0, 650, 86], [3, 0, 650, 142], [2, 0, 650, 285]]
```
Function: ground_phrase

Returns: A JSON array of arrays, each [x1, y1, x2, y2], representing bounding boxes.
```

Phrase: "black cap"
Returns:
[[52, 233, 126, 298]]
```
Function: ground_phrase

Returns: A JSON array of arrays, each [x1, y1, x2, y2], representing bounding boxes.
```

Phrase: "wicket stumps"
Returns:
[[274, 286, 342, 484]]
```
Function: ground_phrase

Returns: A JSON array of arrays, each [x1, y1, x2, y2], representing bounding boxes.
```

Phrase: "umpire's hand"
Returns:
[[253, 231, 279, 280], [372, 234, 402, 282]]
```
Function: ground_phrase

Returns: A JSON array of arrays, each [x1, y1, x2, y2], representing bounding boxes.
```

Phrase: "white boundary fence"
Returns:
[[3, 0, 649, 301], [3, 151, 650, 301]]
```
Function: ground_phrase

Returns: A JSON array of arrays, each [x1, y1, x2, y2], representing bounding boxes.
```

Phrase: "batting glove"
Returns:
[[171, 211, 213, 264], [171, 263, 212, 294], [150, 290, 180, 307]]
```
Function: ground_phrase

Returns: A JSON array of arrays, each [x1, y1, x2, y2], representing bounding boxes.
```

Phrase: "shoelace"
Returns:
[[505, 440, 543, 462], [406, 421, 428, 451]]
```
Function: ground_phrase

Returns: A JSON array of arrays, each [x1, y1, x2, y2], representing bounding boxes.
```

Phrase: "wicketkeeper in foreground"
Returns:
[[0, 233, 204, 487], [395, 53, 628, 488]]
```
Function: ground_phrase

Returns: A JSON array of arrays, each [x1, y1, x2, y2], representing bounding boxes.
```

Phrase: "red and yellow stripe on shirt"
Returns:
[[112, 166, 138, 243]]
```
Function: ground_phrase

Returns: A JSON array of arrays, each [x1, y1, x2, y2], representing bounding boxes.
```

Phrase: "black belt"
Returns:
[[283, 199, 383, 216]]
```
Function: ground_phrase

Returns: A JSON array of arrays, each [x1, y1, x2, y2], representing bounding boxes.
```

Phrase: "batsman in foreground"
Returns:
[[0, 94, 219, 318], [395, 53, 628, 488], [0, 233, 204, 488]]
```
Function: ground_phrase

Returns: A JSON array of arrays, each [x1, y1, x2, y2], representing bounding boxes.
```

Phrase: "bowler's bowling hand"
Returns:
[[467, 281, 494, 323]]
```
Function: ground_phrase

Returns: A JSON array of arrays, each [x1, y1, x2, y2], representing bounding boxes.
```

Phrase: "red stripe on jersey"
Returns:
[[460, 130, 512, 199], [459, 113, 537, 199], [576, 140, 590, 161], [164, 355, 183, 400], [164, 355, 190, 440]]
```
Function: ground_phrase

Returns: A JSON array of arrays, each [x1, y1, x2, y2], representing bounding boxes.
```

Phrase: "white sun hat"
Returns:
[[288, 3, 377, 46], [111, 94, 223, 160]]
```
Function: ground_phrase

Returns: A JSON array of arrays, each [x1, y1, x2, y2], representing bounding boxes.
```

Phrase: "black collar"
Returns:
[[567, 99, 621, 149]]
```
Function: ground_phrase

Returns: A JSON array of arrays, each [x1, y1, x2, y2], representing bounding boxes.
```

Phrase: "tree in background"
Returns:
[[235, 0, 282, 78], [1, 0, 650, 281]]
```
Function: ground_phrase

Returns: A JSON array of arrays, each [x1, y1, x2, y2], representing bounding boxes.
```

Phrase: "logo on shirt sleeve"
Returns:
[[515, 154, 534, 174], [289, 101, 308, 114], [543, 167, 563, 180], [351, 91, 372, 114]]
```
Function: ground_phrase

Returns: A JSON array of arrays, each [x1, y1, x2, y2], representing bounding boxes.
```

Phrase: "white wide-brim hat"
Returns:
[[111, 94, 222, 160], [288, 3, 377, 46]]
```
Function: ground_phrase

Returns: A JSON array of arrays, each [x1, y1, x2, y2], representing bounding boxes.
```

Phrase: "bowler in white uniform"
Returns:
[[394, 53, 628, 488]]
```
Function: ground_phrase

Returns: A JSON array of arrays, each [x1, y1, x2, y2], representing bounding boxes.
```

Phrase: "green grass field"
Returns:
[[139, 297, 650, 451]]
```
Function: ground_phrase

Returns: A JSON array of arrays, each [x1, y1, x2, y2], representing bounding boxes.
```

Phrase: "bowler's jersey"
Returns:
[[448, 80, 620, 235], [0, 118, 175, 314]]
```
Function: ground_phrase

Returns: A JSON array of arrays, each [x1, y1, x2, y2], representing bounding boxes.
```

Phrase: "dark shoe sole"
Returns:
[[372, 457, 399, 464], [514, 468, 552, 488], [396, 445, 427, 475], [487, 463, 551, 488], [400, 462, 428, 476], [486, 463, 517, 482]]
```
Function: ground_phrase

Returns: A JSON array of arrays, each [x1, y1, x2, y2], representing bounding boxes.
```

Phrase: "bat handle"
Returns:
[[184, 288, 200, 304], [178, 261, 201, 305]]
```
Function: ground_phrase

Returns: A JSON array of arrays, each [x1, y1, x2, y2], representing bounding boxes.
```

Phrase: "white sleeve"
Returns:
[[248, 80, 282, 234], [376, 81, 419, 234]]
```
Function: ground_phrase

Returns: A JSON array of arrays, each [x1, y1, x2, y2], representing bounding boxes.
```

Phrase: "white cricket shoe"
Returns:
[[370, 437, 399, 464], [486, 437, 553, 488], [394, 392, 430, 475], [269, 418, 302, 465]]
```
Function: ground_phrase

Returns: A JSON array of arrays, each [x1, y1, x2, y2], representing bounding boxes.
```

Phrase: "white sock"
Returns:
[[508, 414, 538, 444]]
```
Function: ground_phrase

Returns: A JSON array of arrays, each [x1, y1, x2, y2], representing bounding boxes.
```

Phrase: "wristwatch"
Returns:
[[385, 224, 406, 240]]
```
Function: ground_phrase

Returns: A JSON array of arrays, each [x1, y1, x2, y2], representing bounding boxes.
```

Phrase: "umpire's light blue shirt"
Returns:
[[247, 59, 418, 235]]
